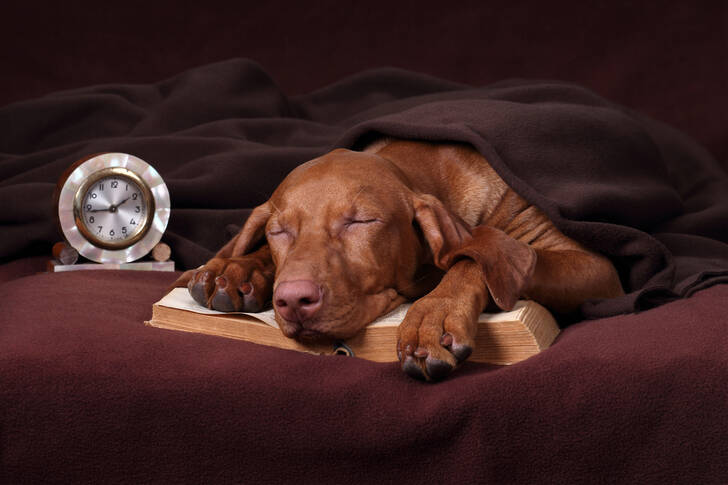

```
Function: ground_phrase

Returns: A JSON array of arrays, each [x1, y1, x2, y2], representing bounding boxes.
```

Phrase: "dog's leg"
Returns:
[[398, 223, 535, 381], [397, 258, 487, 381], [175, 243, 275, 312], [397, 224, 623, 381], [524, 248, 624, 314]]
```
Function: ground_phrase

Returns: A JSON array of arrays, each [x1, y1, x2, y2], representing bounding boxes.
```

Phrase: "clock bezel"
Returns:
[[72, 167, 156, 250], [56, 153, 171, 263]]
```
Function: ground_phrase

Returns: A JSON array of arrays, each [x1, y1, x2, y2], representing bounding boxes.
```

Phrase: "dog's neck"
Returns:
[[363, 138, 509, 228]]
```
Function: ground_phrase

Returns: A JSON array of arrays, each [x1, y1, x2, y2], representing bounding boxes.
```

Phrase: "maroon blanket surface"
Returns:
[[1, 260, 727, 483]]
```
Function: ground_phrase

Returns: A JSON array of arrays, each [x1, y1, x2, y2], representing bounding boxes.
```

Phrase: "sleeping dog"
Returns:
[[174, 139, 623, 380]]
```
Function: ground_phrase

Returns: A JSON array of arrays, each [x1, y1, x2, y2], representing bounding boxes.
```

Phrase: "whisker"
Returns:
[[268, 198, 282, 216]]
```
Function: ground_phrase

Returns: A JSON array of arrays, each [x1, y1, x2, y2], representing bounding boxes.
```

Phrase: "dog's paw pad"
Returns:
[[211, 288, 236, 312], [425, 357, 454, 381], [402, 356, 427, 381], [188, 270, 214, 307], [450, 343, 473, 363]]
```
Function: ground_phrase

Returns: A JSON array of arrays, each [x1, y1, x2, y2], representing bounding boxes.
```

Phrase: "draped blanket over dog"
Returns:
[[1, 59, 727, 319]]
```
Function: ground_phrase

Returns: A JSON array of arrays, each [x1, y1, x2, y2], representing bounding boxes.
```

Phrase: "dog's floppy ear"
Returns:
[[412, 193, 472, 269], [451, 225, 537, 311], [216, 202, 272, 258]]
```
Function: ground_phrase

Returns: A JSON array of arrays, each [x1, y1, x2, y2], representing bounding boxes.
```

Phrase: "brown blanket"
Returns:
[[1, 59, 727, 318], [2, 61, 728, 483], [1, 260, 727, 483]]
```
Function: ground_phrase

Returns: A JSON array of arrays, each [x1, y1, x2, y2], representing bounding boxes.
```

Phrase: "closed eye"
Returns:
[[266, 226, 292, 237], [345, 218, 380, 227]]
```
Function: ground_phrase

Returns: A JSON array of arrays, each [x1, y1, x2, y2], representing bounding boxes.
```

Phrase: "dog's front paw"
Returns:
[[187, 256, 274, 312], [396, 295, 478, 381]]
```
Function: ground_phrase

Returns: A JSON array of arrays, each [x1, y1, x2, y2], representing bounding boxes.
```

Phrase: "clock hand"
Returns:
[[107, 197, 132, 213], [90, 197, 131, 214]]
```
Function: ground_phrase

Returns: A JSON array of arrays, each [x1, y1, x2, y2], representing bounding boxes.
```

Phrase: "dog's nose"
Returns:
[[274, 280, 323, 323]]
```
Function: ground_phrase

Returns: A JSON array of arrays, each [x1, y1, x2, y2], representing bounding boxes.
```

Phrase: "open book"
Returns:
[[146, 288, 560, 365]]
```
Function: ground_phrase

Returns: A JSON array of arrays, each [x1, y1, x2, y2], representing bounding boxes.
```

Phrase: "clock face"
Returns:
[[78, 174, 151, 248]]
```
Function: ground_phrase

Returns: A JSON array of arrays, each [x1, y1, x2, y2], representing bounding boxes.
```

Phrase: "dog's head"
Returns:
[[231, 149, 472, 341]]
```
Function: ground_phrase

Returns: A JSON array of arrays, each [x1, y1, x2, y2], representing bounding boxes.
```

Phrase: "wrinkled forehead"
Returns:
[[274, 176, 387, 219], [271, 151, 409, 214]]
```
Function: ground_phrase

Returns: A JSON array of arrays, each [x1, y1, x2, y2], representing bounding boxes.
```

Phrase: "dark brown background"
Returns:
[[2, 0, 726, 168]]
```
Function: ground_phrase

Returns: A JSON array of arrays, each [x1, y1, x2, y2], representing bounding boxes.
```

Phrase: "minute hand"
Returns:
[[108, 197, 131, 213], [89, 197, 131, 214]]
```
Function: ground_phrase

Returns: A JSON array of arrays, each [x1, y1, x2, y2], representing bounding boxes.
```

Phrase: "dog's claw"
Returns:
[[440, 332, 471, 363], [440, 332, 454, 347], [414, 347, 429, 358], [241, 284, 261, 312]]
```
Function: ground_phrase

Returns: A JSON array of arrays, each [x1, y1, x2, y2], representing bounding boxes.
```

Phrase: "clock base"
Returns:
[[47, 260, 175, 273]]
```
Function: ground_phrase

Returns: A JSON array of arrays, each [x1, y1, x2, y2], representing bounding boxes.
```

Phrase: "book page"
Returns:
[[157, 288, 417, 329], [157, 288, 531, 329], [157, 288, 280, 328]]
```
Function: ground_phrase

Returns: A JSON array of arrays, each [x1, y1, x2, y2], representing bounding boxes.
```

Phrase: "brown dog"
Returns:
[[175, 139, 623, 380]]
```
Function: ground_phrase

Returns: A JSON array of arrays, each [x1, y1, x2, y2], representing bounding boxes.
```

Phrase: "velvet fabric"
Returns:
[[2, 259, 728, 483]]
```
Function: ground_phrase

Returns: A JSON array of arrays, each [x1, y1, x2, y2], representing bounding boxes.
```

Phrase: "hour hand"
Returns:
[[88, 207, 111, 212]]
